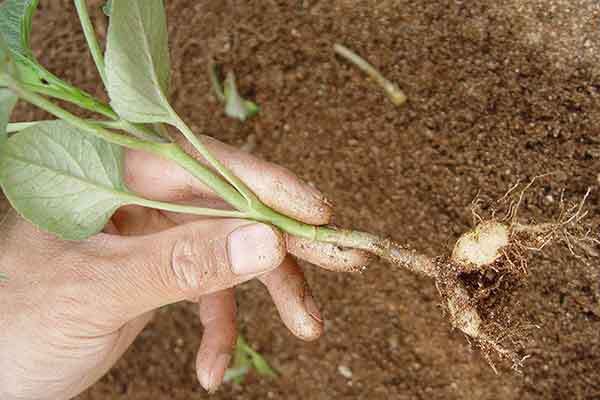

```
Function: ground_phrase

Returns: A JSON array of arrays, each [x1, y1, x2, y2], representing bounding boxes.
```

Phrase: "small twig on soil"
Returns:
[[333, 43, 407, 106]]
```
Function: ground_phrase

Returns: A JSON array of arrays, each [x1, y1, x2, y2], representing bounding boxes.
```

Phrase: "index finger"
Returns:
[[124, 134, 332, 226]]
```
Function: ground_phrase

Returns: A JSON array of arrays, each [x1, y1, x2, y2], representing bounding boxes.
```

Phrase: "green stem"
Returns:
[[10, 80, 249, 214], [169, 111, 261, 209], [127, 196, 249, 219], [315, 226, 436, 276], [18, 54, 166, 141], [10, 81, 162, 153], [7, 110, 166, 145], [22, 81, 116, 119], [74, 0, 108, 88], [7, 79, 422, 269], [8, 119, 127, 133], [165, 145, 249, 212], [249, 201, 317, 239], [113, 120, 170, 143], [6, 121, 40, 133]]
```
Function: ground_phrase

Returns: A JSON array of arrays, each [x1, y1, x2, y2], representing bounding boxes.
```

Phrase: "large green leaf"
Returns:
[[0, 120, 130, 240], [105, 0, 172, 123], [0, 0, 39, 60]]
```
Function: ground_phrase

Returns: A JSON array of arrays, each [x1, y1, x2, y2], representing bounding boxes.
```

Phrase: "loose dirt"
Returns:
[[11, 0, 600, 398]]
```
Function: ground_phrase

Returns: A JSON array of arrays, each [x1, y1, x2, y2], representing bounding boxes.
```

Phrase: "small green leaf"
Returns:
[[105, 0, 173, 123], [0, 88, 18, 143], [0, 120, 130, 240], [223, 366, 250, 384], [224, 336, 253, 384], [0, 271, 7, 281], [224, 335, 277, 384], [249, 351, 278, 378], [0, 0, 98, 108], [0, 0, 39, 60], [102, 0, 112, 16], [224, 72, 259, 121]]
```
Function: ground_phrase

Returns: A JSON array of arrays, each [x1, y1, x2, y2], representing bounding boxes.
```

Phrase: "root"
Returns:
[[477, 329, 532, 374], [437, 273, 529, 373], [433, 180, 595, 372], [320, 179, 596, 373], [511, 187, 595, 258], [316, 227, 437, 277]]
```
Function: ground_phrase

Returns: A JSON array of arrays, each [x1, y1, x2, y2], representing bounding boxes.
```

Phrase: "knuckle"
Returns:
[[169, 231, 225, 292]]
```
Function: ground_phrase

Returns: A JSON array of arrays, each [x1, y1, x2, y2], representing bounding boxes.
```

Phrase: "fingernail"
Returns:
[[304, 293, 323, 323], [305, 182, 324, 199], [228, 223, 282, 275], [307, 184, 332, 208], [199, 353, 230, 394]]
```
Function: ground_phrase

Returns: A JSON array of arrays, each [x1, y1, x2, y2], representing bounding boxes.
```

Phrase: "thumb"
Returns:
[[89, 219, 285, 322]]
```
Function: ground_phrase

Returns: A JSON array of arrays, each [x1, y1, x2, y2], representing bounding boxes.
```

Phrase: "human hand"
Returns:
[[0, 135, 370, 399]]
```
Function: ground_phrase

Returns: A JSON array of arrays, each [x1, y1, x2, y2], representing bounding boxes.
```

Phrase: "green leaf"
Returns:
[[0, 0, 105, 115], [224, 72, 259, 122], [224, 335, 277, 385], [0, 0, 39, 60], [102, 0, 112, 16], [0, 88, 18, 143], [105, 0, 172, 123], [249, 351, 278, 378], [223, 366, 250, 384], [0, 120, 130, 240], [0, 2, 79, 94], [224, 337, 252, 384]]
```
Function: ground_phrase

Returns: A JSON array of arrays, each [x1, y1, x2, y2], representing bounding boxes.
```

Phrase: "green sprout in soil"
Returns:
[[209, 61, 259, 121], [224, 335, 278, 384], [334, 43, 407, 106], [0, 0, 596, 373]]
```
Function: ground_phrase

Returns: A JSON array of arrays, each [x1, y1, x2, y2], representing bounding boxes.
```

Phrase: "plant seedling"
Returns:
[[334, 43, 407, 106], [224, 335, 278, 384], [209, 61, 260, 121], [0, 0, 595, 372]]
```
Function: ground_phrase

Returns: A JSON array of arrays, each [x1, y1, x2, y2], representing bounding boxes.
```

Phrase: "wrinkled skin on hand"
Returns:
[[0, 135, 369, 399]]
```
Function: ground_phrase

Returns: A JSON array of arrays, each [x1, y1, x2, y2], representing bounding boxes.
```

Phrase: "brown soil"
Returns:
[[12, 0, 600, 398]]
